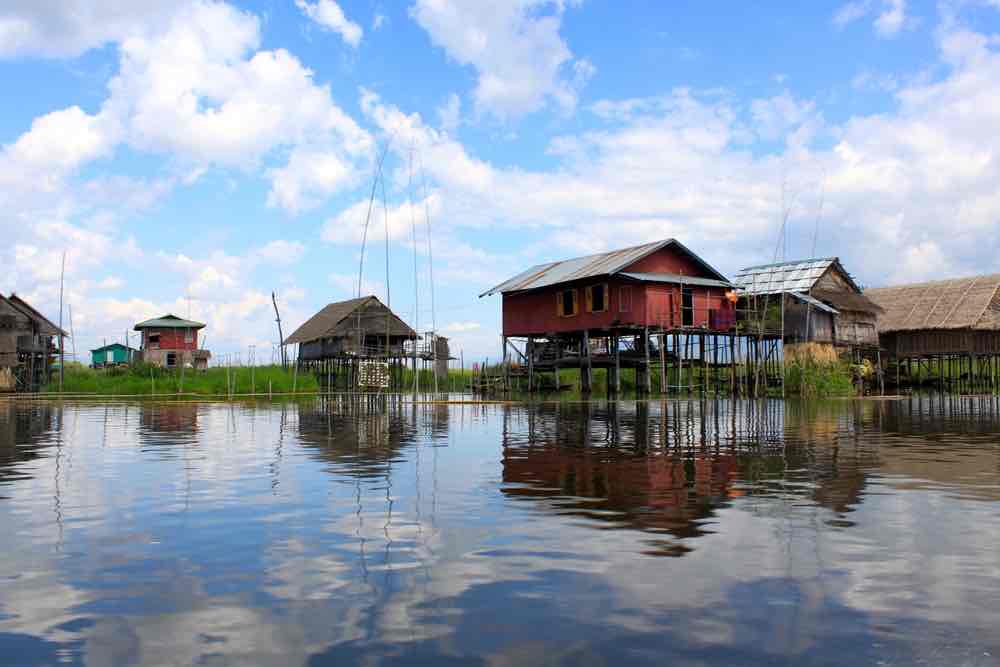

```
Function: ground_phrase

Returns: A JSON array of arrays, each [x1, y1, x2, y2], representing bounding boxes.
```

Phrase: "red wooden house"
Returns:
[[480, 239, 736, 337], [134, 314, 210, 369]]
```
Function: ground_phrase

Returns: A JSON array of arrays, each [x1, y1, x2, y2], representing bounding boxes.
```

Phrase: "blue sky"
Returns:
[[2, 0, 1000, 361]]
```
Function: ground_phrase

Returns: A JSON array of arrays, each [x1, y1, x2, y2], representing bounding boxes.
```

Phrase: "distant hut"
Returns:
[[90, 342, 139, 368], [0, 294, 68, 392], [284, 296, 418, 390], [732, 258, 883, 361], [866, 274, 1000, 390], [134, 314, 210, 370]]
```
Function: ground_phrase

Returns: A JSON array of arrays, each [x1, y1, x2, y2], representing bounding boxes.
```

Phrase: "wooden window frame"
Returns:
[[619, 286, 632, 313], [557, 288, 579, 318], [148, 332, 160, 350], [586, 283, 609, 313], [184, 328, 193, 344]]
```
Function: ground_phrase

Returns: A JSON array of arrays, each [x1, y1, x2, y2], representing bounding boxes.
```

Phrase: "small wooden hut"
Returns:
[[732, 258, 883, 360], [91, 343, 139, 368], [285, 295, 418, 390], [866, 274, 1000, 390]]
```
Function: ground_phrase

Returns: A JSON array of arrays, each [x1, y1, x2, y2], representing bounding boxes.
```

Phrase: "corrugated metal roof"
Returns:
[[134, 314, 206, 330], [619, 272, 734, 288], [789, 292, 839, 315], [732, 258, 837, 295], [480, 239, 728, 296]]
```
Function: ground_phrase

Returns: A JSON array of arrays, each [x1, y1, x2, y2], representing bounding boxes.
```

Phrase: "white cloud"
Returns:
[[833, 0, 908, 37], [437, 93, 462, 134], [295, 0, 363, 48], [0, 0, 181, 59], [353, 19, 1000, 289], [267, 148, 358, 212], [409, 0, 592, 118], [874, 0, 907, 36], [442, 321, 481, 333], [254, 240, 306, 265]]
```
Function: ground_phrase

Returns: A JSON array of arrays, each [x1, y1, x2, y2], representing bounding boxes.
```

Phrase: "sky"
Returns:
[[2, 0, 1000, 363]]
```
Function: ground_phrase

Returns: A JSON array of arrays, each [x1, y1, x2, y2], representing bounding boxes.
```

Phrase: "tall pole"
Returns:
[[272, 291, 286, 369], [408, 147, 420, 394], [419, 152, 438, 394], [58, 250, 66, 392], [68, 304, 76, 363]]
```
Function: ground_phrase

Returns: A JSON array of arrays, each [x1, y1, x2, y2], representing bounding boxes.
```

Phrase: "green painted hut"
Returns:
[[91, 343, 138, 368]]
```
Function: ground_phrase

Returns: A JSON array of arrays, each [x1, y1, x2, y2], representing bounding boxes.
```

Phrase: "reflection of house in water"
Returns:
[[137, 403, 200, 449], [500, 403, 747, 549], [295, 397, 424, 473], [0, 403, 58, 485]]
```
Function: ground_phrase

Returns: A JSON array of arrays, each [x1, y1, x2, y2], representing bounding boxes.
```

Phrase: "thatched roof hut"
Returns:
[[286, 296, 416, 361], [866, 274, 1000, 332], [866, 274, 1000, 358]]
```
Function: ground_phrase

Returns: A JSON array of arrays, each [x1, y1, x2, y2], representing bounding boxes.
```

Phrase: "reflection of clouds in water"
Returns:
[[0, 398, 998, 664]]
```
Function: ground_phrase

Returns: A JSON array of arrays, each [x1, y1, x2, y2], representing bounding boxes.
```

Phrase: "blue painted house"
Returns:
[[91, 343, 138, 368]]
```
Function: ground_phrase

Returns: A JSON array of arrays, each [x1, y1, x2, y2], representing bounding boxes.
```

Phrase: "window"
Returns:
[[557, 289, 579, 317], [148, 333, 160, 350], [166, 352, 177, 367], [682, 287, 694, 327], [586, 284, 607, 313], [184, 328, 193, 344], [619, 286, 632, 313]]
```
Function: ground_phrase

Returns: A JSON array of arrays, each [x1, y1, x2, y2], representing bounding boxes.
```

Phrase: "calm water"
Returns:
[[1, 396, 999, 666]]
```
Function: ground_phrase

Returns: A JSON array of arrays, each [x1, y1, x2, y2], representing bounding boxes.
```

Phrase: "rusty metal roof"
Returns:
[[479, 239, 728, 297]]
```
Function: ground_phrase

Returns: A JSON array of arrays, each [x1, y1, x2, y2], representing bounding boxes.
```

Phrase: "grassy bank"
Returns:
[[46, 363, 319, 396], [783, 360, 857, 398]]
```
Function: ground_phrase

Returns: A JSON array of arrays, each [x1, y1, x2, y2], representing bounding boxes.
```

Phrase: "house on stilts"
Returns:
[[732, 258, 883, 363], [0, 294, 68, 392], [285, 295, 438, 390], [480, 239, 772, 394], [866, 273, 1000, 392]]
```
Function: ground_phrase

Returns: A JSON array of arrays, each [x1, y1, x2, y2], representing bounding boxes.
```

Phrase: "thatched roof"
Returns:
[[866, 274, 1000, 332], [810, 289, 883, 315], [284, 296, 416, 345]]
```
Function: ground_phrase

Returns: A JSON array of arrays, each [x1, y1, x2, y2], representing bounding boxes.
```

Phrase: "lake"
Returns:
[[1, 396, 998, 666]]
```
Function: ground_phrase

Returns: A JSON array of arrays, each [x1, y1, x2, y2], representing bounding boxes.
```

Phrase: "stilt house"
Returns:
[[732, 258, 882, 359], [0, 294, 67, 392], [865, 274, 1000, 390], [134, 314, 210, 369], [285, 296, 418, 389], [480, 239, 737, 393]]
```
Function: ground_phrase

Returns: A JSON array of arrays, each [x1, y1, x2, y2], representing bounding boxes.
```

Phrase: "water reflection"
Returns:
[[0, 396, 997, 666]]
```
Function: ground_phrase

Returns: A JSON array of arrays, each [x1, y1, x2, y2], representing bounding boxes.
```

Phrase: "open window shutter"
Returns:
[[585, 287, 593, 313], [556, 293, 562, 317], [572, 290, 579, 315]]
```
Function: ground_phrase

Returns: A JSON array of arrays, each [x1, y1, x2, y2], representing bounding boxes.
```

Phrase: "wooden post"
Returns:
[[527, 337, 535, 393], [611, 334, 622, 396], [581, 331, 592, 394], [642, 328, 651, 394], [659, 332, 667, 395]]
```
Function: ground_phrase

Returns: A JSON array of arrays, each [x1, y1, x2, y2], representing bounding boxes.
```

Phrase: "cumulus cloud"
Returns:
[[295, 0, 363, 48], [409, 0, 593, 118], [348, 19, 1000, 292], [0, 0, 181, 59]]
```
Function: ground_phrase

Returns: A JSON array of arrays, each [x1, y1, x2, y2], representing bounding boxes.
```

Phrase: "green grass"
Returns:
[[783, 360, 856, 398], [46, 362, 319, 396]]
